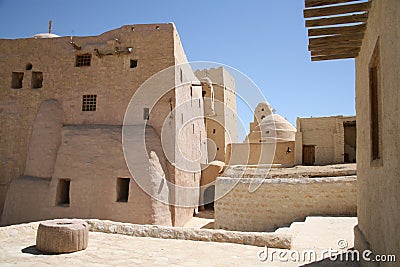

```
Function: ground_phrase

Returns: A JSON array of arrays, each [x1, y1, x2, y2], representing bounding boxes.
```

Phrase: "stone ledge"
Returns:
[[86, 219, 291, 249], [0, 219, 292, 249], [216, 175, 357, 185]]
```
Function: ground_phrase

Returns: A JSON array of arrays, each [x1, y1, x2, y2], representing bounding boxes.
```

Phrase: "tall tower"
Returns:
[[195, 67, 238, 162]]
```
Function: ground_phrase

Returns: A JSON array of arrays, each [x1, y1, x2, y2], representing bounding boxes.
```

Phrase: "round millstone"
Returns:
[[36, 219, 88, 253]]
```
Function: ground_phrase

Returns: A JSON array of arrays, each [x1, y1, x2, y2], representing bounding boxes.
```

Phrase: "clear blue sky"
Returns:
[[0, 0, 355, 139]]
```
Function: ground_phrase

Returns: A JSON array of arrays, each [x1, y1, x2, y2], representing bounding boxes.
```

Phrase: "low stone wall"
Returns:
[[215, 176, 357, 232], [0, 219, 292, 249]]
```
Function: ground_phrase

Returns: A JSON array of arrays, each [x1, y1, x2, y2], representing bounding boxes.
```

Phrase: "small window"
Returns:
[[143, 108, 149, 120], [116, 178, 130, 202], [31, 71, 43, 89], [130, 59, 138, 68], [25, 63, 33, 70], [193, 124, 195, 134], [82, 95, 97, 111], [213, 129, 216, 134], [11, 72, 24, 89], [76, 54, 92, 67], [202, 91, 206, 98], [180, 68, 183, 82], [217, 147, 220, 151], [56, 179, 70, 206]]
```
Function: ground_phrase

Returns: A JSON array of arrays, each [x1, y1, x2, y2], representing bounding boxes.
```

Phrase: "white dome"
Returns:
[[32, 33, 60, 39], [259, 114, 296, 142]]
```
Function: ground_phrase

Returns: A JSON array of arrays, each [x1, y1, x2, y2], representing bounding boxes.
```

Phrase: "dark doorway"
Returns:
[[344, 121, 357, 163], [303, 145, 315, 165], [204, 185, 215, 210]]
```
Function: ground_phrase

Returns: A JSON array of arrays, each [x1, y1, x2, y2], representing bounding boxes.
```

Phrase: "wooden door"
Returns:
[[303, 145, 315, 165]]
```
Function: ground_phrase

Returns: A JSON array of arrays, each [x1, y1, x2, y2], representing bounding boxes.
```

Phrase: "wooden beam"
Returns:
[[308, 23, 366, 37], [311, 52, 359, 61], [311, 47, 360, 56], [309, 32, 365, 46], [308, 40, 363, 50], [305, 13, 368, 27], [304, 2, 370, 18], [305, 0, 365, 8]]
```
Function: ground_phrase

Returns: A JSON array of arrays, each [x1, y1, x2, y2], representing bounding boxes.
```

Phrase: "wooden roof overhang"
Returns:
[[304, 0, 371, 61]]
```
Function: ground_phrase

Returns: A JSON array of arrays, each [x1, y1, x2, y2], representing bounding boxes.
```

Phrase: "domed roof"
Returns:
[[260, 114, 296, 131], [32, 33, 60, 39], [259, 114, 296, 142]]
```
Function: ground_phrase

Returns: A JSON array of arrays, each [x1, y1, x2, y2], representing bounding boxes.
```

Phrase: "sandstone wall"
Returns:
[[0, 24, 176, 220], [225, 141, 295, 165], [1, 125, 172, 226], [355, 0, 400, 264], [295, 116, 355, 165], [215, 176, 357, 231]]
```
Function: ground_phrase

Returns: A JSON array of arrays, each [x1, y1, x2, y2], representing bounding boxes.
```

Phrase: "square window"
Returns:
[[82, 95, 97, 111], [116, 178, 130, 202], [130, 59, 138, 68], [76, 54, 92, 67], [11, 72, 24, 89], [56, 179, 70, 206], [32, 71, 43, 89]]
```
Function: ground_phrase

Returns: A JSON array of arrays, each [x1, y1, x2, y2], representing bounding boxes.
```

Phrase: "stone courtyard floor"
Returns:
[[0, 216, 359, 266]]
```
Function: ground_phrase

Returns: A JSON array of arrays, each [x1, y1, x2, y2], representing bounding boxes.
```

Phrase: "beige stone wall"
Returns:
[[354, 0, 400, 263], [0, 23, 205, 227], [225, 141, 295, 165], [1, 125, 172, 226], [215, 176, 357, 231], [171, 27, 206, 226], [295, 116, 355, 165]]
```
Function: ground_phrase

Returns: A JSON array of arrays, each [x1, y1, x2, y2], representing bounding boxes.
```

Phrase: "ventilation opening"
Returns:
[[76, 54, 92, 67], [143, 108, 149, 120], [82, 95, 97, 111], [31, 71, 43, 89], [11, 72, 24, 89], [56, 179, 70, 206], [116, 178, 130, 202], [25, 63, 33, 70], [130, 59, 138, 68]]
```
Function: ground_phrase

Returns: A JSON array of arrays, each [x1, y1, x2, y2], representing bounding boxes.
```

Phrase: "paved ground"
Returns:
[[0, 216, 359, 266]]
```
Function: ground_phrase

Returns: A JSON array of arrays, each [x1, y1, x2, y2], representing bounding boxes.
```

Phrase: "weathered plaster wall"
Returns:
[[215, 176, 357, 231], [171, 25, 207, 226], [1, 125, 172, 226], [24, 99, 63, 178], [354, 0, 400, 264], [0, 23, 203, 227]]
